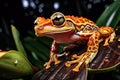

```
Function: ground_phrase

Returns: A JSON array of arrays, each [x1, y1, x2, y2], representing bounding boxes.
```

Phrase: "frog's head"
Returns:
[[34, 12, 75, 37]]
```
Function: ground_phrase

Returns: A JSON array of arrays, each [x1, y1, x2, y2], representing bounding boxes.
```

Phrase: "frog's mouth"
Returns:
[[35, 27, 75, 37], [35, 27, 73, 37], [45, 29, 73, 34]]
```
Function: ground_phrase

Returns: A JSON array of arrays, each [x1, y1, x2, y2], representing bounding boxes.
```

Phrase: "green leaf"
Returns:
[[96, 0, 120, 28], [0, 50, 34, 79], [110, 7, 120, 28], [27, 31, 52, 47], [24, 37, 49, 61], [11, 25, 27, 57]]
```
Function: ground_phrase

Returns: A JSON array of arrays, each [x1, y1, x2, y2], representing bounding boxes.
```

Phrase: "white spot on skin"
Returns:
[[77, 31, 92, 36], [71, 34, 81, 40]]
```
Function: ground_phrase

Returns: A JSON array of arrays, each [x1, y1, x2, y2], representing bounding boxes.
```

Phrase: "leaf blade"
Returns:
[[96, 0, 120, 28], [11, 25, 27, 57]]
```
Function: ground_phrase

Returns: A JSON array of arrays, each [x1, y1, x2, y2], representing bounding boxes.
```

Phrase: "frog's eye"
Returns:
[[51, 12, 65, 26]]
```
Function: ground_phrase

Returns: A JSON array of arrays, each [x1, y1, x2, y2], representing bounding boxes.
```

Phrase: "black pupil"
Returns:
[[52, 16, 65, 26]]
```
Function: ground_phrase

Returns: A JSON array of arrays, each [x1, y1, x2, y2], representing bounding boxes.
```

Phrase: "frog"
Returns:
[[34, 12, 115, 72]]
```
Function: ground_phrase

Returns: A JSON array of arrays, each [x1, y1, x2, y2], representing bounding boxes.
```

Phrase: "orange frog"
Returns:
[[34, 12, 115, 72]]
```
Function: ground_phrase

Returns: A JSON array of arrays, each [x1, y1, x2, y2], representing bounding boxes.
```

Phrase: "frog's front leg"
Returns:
[[44, 40, 61, 69], [65, 32, 100, 72]]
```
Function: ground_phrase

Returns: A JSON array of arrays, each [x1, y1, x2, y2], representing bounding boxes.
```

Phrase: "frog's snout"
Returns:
[[34, 26, 44, 36]]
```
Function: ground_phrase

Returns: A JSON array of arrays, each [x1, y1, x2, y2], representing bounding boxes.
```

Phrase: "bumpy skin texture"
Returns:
[[34, 12, 115, 72]]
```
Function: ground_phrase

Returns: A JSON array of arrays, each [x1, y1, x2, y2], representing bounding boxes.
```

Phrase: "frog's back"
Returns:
[[65, 16, 96, 25], [65, 15, 99, 31]]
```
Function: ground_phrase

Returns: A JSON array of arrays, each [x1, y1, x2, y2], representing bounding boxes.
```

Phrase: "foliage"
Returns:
[[96, 0, 120, 28]]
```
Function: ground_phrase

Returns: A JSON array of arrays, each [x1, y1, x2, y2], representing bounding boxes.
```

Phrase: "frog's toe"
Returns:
[[65, 61, 71, 67], [72, 67, 79, 72], [55, 60, 61, 65], [53, 54, 61, 65], [71, 54, 79, 60], [109, 39, 114, 43], [44, 62, 48, 67], [103, 43, 109, 46], [45, 65, 51, 69], [44, 62, 51, 69]]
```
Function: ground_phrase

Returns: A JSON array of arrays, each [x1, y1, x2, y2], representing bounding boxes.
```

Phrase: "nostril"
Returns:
[[34, 26, 44, 32], [37, 26, 44, 30], [34, 26, 43, 36]]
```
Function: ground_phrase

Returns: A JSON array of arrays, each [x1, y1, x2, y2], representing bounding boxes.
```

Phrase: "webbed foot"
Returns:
[[65, 53, 86, 72], [103, 32, 116, 46], [65, 51, 97, 72]]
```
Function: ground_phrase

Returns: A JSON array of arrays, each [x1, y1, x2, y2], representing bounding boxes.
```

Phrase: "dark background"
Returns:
[[0, 0, 114, 49]]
